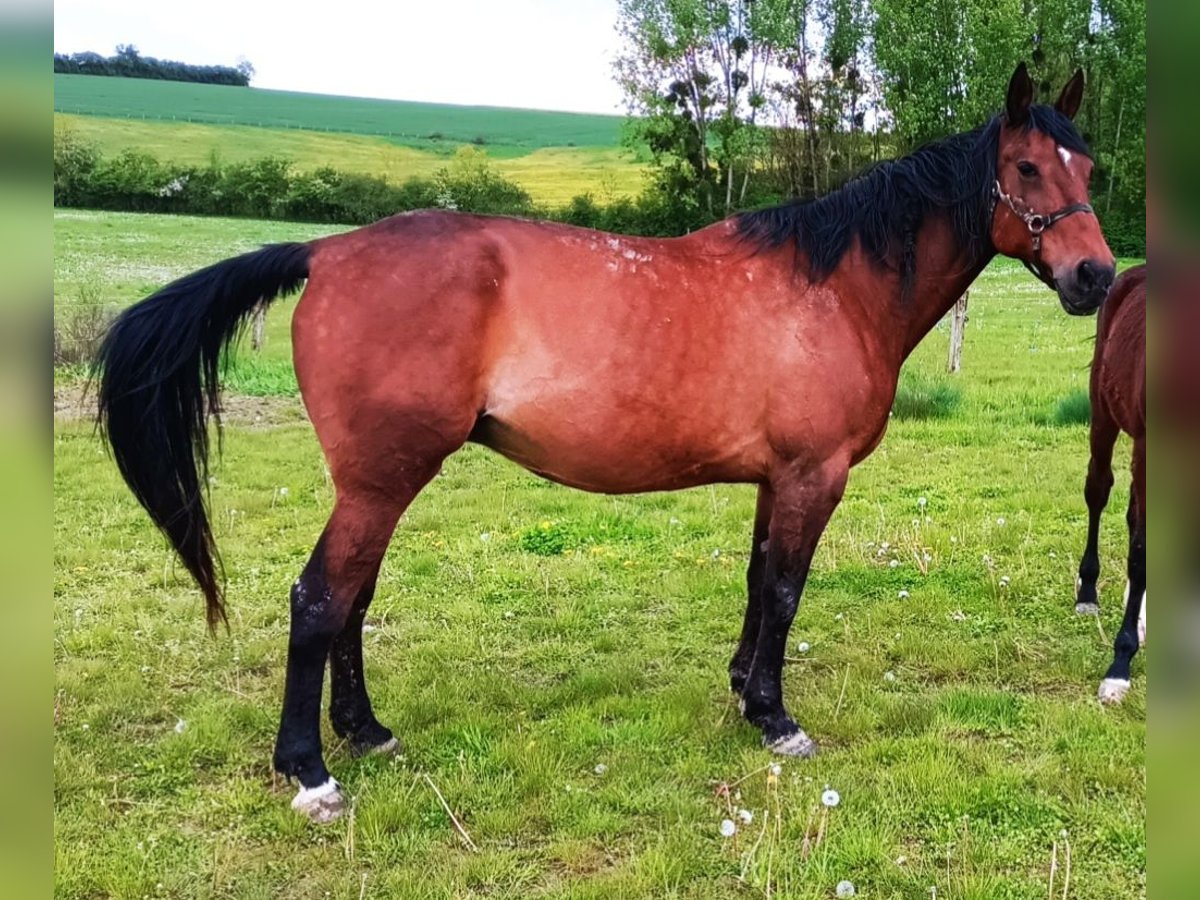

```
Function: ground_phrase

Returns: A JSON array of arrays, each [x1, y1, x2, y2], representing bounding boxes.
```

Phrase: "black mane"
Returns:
[[734, 104, 1090, 294]]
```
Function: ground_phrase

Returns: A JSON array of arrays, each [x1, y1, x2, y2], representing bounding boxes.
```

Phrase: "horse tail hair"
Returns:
[[94, 242, 312, 631]]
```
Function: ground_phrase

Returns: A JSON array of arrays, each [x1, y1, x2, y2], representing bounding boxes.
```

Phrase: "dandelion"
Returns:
[[996, 516, 1006, 526], [769, 763, 782, 777], [669, 517, 681, 526], [918, 497, 928, 509], [836, 881, 857, 897], [594, 763, 608, 776], [951, 610, 967, 621], [278, 486, 289, 498], [711, 548, 721, 559], [889, 559, 899, 568], [822, 787, 840, 808], [923, 552, 933, 563], [479, 532, 491, 542], [362, 624, 376, 633], [1049, 550, 1057, 559], [503, 611, 515, 619], [174, 719, 186, 733], [81, 723, 89, 731], [898, 590, 909, 599], [884, 671, 896, 682], [737, 808, 753, 825], [999, 575, 1010, 588], [719, 818, 737, 837], [895, 855, 908, 866], [950, 536, 958, 544], [835, 613, 844, 621], [797, 641, 811, 653]]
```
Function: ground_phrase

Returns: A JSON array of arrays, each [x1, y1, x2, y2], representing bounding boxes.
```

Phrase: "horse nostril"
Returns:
[[1076, 260, 1115, 295]]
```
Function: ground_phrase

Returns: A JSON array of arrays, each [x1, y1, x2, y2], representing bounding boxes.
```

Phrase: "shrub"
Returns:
[[1051, 389, 1091, 426], [54, 296, 116, 368], [892, 370, 963, 420]]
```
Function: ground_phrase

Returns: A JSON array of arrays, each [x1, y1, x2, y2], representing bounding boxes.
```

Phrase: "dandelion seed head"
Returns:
[[822, 788, 841, 807], [737, 808, 753, 824], [836, 881, 857, 897], [769, 763, 782, 777], [594, 763, 607, 776], [719, 818, 736, 837], [889, 559, 899, 568], [898, 590, 909, 599], [797, 641, 810, 653], [918, 497, 927, 508], [996, 517, 1006, 526], [174, 719, 186, 733]]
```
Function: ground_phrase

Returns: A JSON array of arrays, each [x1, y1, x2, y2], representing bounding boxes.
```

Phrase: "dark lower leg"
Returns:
[[740, 460, 847, 752], [730, 485, 773, 694], [273, 533, 343, 789], [329, 564, 394, 752], [1103, 489, 1146, 687], [273, 497, 404, 792], [1076, 419, 1117, 612]]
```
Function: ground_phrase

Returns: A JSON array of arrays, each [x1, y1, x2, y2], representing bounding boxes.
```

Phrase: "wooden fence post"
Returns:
[[947, 291, 968, 373], [251, 303, 267, 352]]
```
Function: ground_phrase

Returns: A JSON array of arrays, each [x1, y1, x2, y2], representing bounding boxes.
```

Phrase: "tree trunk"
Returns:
[[947, 292, 968, 373]]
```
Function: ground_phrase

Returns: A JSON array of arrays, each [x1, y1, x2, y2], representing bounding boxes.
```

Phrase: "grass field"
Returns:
[[54, 210, 1145, 898], [54, 75, 628, 148], [53, 74, 650, 205]]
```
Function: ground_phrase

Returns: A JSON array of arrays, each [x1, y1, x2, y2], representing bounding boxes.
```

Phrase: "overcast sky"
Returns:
[[54, 0, 629, 115]]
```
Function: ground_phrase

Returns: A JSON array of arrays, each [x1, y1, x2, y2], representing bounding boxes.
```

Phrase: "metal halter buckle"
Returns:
[[991, 180, 1096, 288]]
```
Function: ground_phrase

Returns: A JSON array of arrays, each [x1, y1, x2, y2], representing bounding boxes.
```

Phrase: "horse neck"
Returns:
[[899, 214, 995, 358]]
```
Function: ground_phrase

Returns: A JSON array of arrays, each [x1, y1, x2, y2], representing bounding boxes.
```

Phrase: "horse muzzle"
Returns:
[[1056, 259, 1116, 315]]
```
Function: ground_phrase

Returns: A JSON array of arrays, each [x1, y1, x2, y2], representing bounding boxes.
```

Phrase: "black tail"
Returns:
[[94, 242, 312, 630]]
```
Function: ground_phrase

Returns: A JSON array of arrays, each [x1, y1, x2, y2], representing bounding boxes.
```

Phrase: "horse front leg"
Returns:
[[1099, 442, 1146, 705], [730, 485, 773, 695], [739, 457, 848, 756], [1075, 409, 1118, 614]]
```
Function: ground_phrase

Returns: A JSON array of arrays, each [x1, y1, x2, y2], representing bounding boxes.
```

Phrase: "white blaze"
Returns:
[[1057, 146, 1073, 170]]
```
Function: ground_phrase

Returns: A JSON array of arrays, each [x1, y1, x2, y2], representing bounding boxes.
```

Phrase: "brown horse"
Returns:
[[1074, 264, 1146, 703], [96, 64, 1114, 822]]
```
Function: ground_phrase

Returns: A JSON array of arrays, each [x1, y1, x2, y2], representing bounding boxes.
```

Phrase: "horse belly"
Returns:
[[471, 397, 766, 494]]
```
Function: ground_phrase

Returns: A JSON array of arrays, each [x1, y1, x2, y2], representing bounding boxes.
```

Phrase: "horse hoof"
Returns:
[[365, 736, 400, 757], [1097, 678, 1131, 705], [291, 778, 346, 824], [1074, 602, 1100, 616], [765, 729, 818, 758]]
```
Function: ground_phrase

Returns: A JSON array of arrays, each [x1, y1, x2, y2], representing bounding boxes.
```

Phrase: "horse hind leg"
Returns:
[[329, 560, 398, 756], [275, 458, 447, 823], [1075, 405, 1118, 614]]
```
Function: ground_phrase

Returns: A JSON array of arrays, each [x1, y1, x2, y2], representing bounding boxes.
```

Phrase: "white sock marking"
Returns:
[[1098, 678, 1131, 704], [292, 777, 340, 809]]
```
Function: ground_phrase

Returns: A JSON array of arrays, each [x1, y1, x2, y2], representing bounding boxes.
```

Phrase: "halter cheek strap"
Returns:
[[992, 180, 1095, 289]]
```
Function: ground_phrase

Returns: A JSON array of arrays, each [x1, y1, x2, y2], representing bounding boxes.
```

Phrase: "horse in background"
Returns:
[[1075, 264, 1146, 703]]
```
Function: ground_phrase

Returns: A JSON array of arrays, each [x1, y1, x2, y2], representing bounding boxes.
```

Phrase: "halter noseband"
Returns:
[[991, 180, 1095, 289]]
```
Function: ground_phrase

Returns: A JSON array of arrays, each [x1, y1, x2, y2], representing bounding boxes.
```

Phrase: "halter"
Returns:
[[991, 180, 1095, 289]]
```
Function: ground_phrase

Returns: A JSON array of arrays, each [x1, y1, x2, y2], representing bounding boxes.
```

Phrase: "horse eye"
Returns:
[[1017, 161, 1039, 178]]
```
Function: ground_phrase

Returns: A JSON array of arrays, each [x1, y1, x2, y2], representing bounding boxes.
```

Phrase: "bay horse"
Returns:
[[1074, 264, 1146, 703], [96, 64, 1114, 823]]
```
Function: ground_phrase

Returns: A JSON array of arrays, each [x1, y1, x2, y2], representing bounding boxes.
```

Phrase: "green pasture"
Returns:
[[54, 75, 628, 147], [54, 209, 1145, 898], [54, 113, 649, 207]]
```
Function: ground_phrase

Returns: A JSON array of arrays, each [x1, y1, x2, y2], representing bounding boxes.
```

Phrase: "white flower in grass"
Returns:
[[836, 881, 857, 897], [593, 763, 607, 776], [174, 719, 186, 733], [711, 548, 721, 559], [737, 808, 753, 824], [999, 576, 1010, 588], [889, 559, 899, 569], [822, 787, 840, 807], [996, 517, 1006, 526], [719, 818, 737, 837], [769, 763, 782, 777], [835, 613, 844, 621], [797, 641, 810, 654], [884, 671, 896, 682], [479, 532, 491, 542], [918, 497, 928, 509], [951, 610, 967, 622], [898, 590, 909, 599], [278, 487, 289, 498]]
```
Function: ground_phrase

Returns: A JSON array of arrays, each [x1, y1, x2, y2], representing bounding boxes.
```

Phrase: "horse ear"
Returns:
[[1006, 62, 1033, 126], [1056, 69, 1085, 120]]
